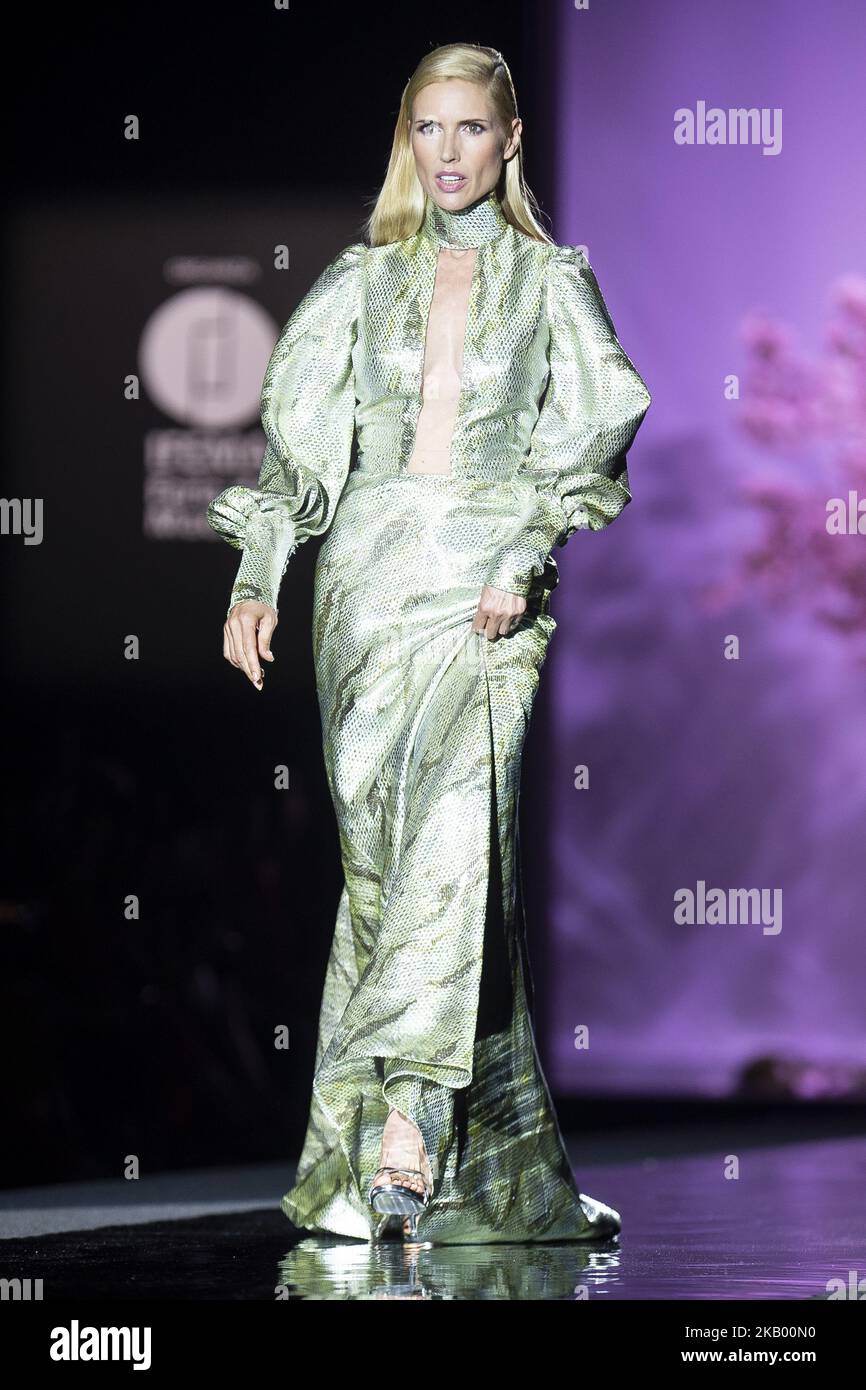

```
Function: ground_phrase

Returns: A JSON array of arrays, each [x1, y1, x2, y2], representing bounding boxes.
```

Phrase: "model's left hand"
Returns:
[[471, 585, 527, 642]]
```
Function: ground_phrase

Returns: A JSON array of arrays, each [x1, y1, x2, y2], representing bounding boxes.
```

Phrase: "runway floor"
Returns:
[[2, 1112, 865, 1300]]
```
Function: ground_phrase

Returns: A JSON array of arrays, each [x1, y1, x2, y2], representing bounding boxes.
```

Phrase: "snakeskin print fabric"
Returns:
[[206, 244, 365, 613], [206, 190, 651, 1243], [207, 190, 651, 608]]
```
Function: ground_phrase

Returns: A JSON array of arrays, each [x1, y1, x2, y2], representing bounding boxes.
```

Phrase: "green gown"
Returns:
[[207, 189, 651, 1244]]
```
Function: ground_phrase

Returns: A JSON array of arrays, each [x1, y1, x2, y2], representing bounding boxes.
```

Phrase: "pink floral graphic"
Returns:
[[712, 275, 866, 639]]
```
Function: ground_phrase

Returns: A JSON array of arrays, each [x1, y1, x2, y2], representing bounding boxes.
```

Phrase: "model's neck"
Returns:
[[421, 188, 509, 248]]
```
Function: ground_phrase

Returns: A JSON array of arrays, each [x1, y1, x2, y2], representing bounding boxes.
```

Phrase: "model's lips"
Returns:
[[435, 173, 468, 192]]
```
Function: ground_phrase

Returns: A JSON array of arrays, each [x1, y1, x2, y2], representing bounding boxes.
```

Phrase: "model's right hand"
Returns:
[[224, 601, 277, 690]]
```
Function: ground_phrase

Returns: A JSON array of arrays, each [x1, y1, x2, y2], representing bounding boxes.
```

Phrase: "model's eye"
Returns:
[[416, 121, 487, 135]]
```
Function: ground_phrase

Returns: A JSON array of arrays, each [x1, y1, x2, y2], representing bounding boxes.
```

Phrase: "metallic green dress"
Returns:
[[207, 190, 651, 1244]]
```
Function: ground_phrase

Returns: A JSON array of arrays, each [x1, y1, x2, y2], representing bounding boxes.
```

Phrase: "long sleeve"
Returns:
[[206, 242, 366, 615], [484, 244, 651, 598]]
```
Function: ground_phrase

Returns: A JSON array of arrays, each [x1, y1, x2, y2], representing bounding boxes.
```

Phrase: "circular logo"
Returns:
[[138, 287, 279, 428]]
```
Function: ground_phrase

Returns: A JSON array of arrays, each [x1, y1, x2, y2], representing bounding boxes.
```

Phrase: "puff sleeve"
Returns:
[[206, 242, 365, 615], [484, 244, 651, 598]]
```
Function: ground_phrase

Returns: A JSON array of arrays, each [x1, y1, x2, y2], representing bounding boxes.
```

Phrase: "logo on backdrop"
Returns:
[[139, 269, 279, 539]]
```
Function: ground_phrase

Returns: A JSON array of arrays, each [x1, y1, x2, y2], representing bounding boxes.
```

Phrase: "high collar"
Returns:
[[421, 189, 510, 248]]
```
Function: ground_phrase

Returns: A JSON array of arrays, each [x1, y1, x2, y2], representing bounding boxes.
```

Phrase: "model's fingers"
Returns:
[[228, 611, 256, 684], [257, 608, 277, 662], [472, 601, 500, 641], [224, 616, 241, 669], [472, 585, 528, 641], [238, 613, 263, 687]]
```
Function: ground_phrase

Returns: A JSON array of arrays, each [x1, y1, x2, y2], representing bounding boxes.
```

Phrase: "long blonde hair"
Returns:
[[363, 42, 553, 248]]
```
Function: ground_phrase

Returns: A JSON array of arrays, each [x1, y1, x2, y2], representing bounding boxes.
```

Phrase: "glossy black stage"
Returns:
[[2, 1107, 864, 1301]]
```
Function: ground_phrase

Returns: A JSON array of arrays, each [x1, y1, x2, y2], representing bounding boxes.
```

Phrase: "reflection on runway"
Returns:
[[2, 1120, 865, 1300]]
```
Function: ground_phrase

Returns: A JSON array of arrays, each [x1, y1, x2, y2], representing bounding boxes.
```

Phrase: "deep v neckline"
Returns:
[[405, 245, 478, 476]]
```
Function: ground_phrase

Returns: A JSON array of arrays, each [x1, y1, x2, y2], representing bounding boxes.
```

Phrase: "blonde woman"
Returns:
[[207, 42, 651, 1244]]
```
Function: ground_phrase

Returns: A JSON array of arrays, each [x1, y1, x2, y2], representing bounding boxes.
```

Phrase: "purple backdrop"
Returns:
[[542, 0, 866, 1094]]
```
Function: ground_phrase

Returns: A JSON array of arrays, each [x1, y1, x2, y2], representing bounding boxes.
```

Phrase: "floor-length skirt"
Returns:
[[281, 468, 620, 1245]]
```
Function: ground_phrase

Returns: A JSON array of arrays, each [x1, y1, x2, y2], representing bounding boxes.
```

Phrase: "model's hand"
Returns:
[[471, 585, 527, 642], [224, 600, 277, 689]]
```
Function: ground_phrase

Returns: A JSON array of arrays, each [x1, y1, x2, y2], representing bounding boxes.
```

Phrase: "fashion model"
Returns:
[[207, 42, 651, 1245]]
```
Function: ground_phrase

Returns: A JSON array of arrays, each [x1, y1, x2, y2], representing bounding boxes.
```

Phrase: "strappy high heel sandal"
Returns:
[[368, 1165, 431, 1239]]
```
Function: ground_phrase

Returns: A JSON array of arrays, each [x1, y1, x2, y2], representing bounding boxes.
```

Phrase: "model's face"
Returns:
[[409, 79, 521, 211]]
